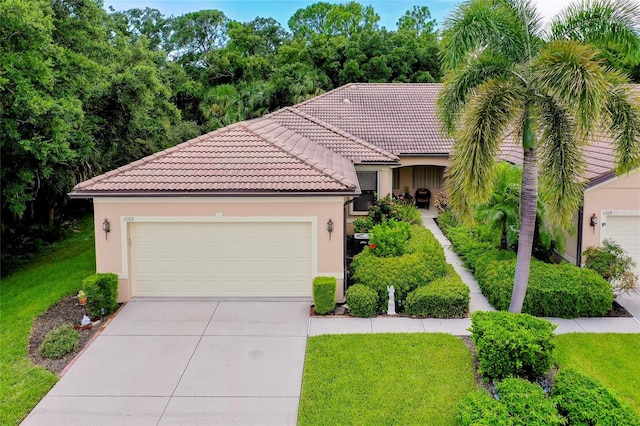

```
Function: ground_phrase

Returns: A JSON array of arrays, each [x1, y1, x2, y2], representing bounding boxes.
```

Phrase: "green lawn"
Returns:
[[0, 216, 95, 426], [554, 333, 640, 415], [298, 333, 477, 426]]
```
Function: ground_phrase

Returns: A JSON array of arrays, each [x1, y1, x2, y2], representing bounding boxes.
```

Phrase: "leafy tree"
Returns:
[[397, 5, 436, 36], [438, 0, 640, 312], [169, 10, 229, 66], [109, 7, 171, 50], [288, 1, 379, 38]]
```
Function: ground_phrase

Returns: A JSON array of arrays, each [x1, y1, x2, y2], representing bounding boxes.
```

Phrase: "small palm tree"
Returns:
[[476, 162, 521, 250], [438, 0, 640, 312]]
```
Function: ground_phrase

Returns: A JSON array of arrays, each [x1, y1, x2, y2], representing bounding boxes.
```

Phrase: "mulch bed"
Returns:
[[28, 295, 106, 375]]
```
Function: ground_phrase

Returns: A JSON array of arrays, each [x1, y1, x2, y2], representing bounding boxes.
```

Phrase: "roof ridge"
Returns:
[[72, 124, 241, 191], [242, 119, 357, 190], [281, 107, 399, 162]]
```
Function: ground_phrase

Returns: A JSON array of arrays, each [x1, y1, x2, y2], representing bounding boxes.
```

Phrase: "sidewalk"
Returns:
[[310, 210, 640, 336]]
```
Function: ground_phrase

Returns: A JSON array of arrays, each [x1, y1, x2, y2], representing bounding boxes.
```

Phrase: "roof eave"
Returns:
[[69, 189, 362, 199]]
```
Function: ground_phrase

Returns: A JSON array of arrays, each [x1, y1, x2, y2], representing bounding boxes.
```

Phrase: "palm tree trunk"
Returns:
[[509, 147, 538, 313]]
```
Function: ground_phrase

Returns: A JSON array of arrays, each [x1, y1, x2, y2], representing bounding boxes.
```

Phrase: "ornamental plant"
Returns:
[[583, 239, 639, 296]]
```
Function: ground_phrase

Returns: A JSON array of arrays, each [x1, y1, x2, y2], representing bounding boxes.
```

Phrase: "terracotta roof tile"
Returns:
[[71, 119, 359, 196], [266, 107, 399, 163], [294, 83, 453, 155]]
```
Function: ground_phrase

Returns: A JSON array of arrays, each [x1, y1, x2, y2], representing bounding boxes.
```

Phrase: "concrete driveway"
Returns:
[[22, 300, 310, 426]]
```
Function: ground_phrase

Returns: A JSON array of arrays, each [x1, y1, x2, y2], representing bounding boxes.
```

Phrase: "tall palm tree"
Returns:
[[437, 0, 640, 312]]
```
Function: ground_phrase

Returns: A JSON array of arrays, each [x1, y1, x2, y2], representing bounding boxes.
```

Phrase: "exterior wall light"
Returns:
[[327, 218, 334, 240], [590, 214, 598, 233], [103, 218, 111, 240]]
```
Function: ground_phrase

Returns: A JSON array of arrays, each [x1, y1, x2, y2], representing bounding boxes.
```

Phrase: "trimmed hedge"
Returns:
[[350, 225, 448, 311], [444, 225, 500, 271], [553, 369, 640, 426], [313, 276, 336, 315], [346, 284, 378, 318], [470, 311, 556, 381], [457, 379, 564, 426], [83, 272, 119, 317], [405, 268, 469, 318], [475, 257, 614, 318], [39, 324, 80, 359]]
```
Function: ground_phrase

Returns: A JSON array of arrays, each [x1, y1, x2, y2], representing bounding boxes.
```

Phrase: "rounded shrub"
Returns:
[[369, 220, 410, 258], [39, 324, 80, 359], [495, 378, 565, 426], [346, 284, 378, 318], [405, 270, 469, 318], [470, 311, 556, 381]]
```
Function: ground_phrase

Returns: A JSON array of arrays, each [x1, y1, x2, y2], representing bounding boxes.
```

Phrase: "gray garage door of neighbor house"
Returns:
[[130, 221, 313, 297], [603, 214, 640, 277]]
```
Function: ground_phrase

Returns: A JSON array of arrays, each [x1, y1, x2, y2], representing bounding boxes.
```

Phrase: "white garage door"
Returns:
[[604, 215, 640, 276], [131, 221, 312, 297]]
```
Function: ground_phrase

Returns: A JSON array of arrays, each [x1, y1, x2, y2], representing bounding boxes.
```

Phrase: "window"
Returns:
[[392, 168, 400, 190], [412, 166, 443, 190], [353, 171, 378, 212]]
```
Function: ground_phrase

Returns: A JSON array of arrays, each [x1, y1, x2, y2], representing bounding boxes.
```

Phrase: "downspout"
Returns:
[[343, 198, 355, 297], [576, 206, 584, 267]]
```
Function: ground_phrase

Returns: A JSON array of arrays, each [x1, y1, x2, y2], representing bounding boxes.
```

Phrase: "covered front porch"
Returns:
[[392, 163, 447, 210]]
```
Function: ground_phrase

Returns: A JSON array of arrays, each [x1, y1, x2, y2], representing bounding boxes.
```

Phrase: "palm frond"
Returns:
[[604, 84, 640, 174], [548, 0, 640, 63], [532, 40, 610, 136], [535, 94, 586, 229], [446, 77, 525, 220], [437, 53, 513, 135], [440, 0, 542, 71]]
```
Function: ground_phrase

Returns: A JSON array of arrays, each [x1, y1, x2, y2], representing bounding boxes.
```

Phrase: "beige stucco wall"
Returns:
[[92, 196, 346, 302], [560, 169, 640, 264]]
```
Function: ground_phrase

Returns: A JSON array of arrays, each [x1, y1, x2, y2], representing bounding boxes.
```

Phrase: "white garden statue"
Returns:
[[387, 285, 397, 315]]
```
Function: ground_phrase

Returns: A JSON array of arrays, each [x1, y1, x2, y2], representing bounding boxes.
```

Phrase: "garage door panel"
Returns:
[[131, 221, 312, 297], [604, 215, 640, 276]]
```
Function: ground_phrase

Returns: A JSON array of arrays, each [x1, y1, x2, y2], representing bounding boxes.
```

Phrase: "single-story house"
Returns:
[[71, 83, 640, 301]]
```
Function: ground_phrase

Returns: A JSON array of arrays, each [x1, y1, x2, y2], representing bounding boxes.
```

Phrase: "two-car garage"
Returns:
[[129, 220, 313, 298]]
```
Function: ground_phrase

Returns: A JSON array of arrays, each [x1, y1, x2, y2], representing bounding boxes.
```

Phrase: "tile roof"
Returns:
[[267, 107, 399, 163], [71, 119, 360, 196], [293, 83, 453, 155]]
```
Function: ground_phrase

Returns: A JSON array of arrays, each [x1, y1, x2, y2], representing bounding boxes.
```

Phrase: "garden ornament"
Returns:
[[387, 286, 397, 315]]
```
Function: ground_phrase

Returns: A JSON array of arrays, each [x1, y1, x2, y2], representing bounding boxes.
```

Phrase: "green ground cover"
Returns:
[[554, 333, 640, 415], [298, 333, 476, 426], [0, 216, 95, 425]]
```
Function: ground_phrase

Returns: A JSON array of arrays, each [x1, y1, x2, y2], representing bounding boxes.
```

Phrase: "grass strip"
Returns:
[[0, 216, 95, 425], [298, 333, 476, 426], [554, 333, 640, 414]]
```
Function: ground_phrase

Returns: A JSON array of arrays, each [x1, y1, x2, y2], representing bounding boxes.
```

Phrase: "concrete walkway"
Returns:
[[309, 209, 640, 335]]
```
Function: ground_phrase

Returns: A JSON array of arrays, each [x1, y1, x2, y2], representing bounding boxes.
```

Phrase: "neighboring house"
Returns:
[[71, 83, 640, 301]]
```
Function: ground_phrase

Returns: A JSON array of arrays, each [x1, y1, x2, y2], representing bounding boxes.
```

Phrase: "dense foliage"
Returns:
[[470, 311, 556, 381], [457, 379, 565, 426], [350, 225, 448, 311], [1, 1, 442, 270], [475, 255, 613, 317], [312, 276, 336, 315], [553, 369, 640, 425]]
